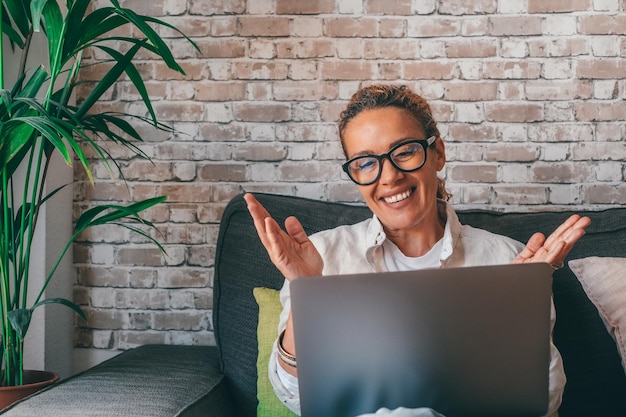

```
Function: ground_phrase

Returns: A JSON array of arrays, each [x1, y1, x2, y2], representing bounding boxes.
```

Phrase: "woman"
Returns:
[[245, 84, 591, 417]]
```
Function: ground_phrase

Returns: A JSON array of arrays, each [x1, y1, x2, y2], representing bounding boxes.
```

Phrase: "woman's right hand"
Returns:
[[244, 193, 324, 280]]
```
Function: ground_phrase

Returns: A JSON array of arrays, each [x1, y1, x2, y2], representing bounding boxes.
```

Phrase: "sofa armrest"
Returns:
[[0, 345, 236, 417]]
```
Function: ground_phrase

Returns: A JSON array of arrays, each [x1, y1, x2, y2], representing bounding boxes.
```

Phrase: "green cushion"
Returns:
[[254, 287, 299, 417]]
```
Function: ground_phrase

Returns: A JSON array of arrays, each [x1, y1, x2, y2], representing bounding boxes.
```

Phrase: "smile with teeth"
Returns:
[[383, 189, 413, 204]]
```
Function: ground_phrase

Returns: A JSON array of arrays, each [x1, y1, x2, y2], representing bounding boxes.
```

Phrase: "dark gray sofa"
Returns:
[[2, 192, 625, 416]]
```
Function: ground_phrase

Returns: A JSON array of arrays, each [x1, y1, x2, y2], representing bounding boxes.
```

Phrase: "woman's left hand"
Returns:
[[512, 214, 591, 269]]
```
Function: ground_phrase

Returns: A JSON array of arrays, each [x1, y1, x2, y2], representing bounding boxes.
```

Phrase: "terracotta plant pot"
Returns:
[[0, 370, 59, 410]]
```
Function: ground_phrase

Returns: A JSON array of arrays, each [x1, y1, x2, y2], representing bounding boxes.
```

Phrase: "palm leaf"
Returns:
[[75, 196, 166, 232], [2, 0, 30, 41], [75, 40, 144, 119]]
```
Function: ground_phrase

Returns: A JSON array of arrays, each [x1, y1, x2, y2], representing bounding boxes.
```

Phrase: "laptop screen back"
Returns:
[[290, 263, 553, 417]]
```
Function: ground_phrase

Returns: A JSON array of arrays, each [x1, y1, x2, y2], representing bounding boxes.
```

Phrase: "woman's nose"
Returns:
[[378, 158, 403, 184]]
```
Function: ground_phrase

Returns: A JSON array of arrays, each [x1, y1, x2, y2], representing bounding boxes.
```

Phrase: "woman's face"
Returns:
[[342, 106, 445, 235]]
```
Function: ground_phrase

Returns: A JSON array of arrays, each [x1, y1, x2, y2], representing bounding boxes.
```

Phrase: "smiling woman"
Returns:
[[244, 83, 591, 417]]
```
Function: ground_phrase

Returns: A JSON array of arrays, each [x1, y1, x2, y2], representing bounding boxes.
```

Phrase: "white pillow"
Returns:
[[568, 256, 626, 372]]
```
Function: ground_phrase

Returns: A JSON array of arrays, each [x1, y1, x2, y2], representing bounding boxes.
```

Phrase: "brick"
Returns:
[[189, 0, 245, 15], [379, 18, 406, 37], [548, 184, 582, 205], [233, 142, 287, 161], [501, 164, 530, 183], [118, 331, 166, 349], [84, 308, 128, 330], [446, 39, 497, 58], [454, 103, 484, 123], [485, 103, 543, 122], [195, 81, 247, 101], [407, 18, 461, 37], [485, 144, 540, 162], [292, 103, 322, 123], [276, 39, 335, 59], [232, 61, 289, 80], [579, 15, 626, 35], [483, 61, 542, 79], [279, 161, 342, 182], [446, 140, 485, 159], [528, 38, 588, 57], [448, 164, 498, 182], [238, 16, 290, 36], [199, 123, 246, 141], [542, 60, 575, 80], [211, 17, 237, 36], [116, 247, 166, 266], [596, 162, 624, 181], [233, 102, 291, 122], [461, 17, 489, 36], [91, 330, 116, 349], [322, 61, 377, 80], [324, 17, 378, 37], [366, 0, 412, 14], [489, 16, 543, 36], [336, 38, 365, 59], [525, 80, 593, 101], [160, 224, 209, 244], [448, 124, 497, 142], [571, 142, 626, 161], [364, 39, 420, 59], [583, 183, 626, 203], [276, 0, 335, 14], [492, 185, 549, 205], [498, 0, 528, 13], [169, 291, 196, 309], [445, 81, 498, 101], [575, 101, 626, 121], [152, 101, 206, 122], [187, 245, 216, 267], [157, 268, 211, 288], [544, 102, 575, 122], [590, 36, 620, 57], [577, 59, 626, 79], [169, 204, 199, 223], [404, 62, 456, 80], [378, 62, 403, 80], [529, 123, 594, 143], [275, 123, 337, 142], [115, 289, 169, 309], [543, 16, 577, 36], [196, 39, 245, 58], [439, 0, 496, 14], [499, 81, 525, 100], [528, 0, 592, 13], [198, 162, 247, 181], [461, 184, 490, 204], [289, 61, 320, 80], [531, 163, 593, 183]]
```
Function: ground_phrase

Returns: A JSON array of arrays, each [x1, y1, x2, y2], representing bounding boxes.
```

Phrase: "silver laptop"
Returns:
[[290, 263, 553, 417]]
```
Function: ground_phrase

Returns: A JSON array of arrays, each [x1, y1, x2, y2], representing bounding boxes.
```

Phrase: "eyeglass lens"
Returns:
[[346, 141, 427, 185]]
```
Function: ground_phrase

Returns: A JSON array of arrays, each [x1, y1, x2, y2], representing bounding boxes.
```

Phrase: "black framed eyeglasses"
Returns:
[[342, 136, 437, 186]]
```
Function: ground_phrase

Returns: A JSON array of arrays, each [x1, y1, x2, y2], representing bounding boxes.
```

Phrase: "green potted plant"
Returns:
[[0, 0, 196, 397]]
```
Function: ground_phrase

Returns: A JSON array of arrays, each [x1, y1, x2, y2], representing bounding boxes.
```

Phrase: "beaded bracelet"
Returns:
[[277, 330, 297, 368]]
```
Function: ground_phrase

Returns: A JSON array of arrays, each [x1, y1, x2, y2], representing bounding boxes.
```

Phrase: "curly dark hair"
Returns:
[[337, 84, 450, 201]]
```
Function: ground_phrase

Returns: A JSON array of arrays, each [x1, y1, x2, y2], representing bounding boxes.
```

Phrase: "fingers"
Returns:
[[284, 216, 309, 245], [513, 215, 591, 266], [543, 215, 590, 249], [244, 193, 275, 248], [512, 232, 546, 263]]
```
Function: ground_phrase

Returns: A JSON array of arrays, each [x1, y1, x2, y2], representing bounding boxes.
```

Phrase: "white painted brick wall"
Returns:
[[73, 0, 626, 353]]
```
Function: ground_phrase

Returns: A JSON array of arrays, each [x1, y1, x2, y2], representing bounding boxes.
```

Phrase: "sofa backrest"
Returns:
[[214, 192, 626, 417]]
